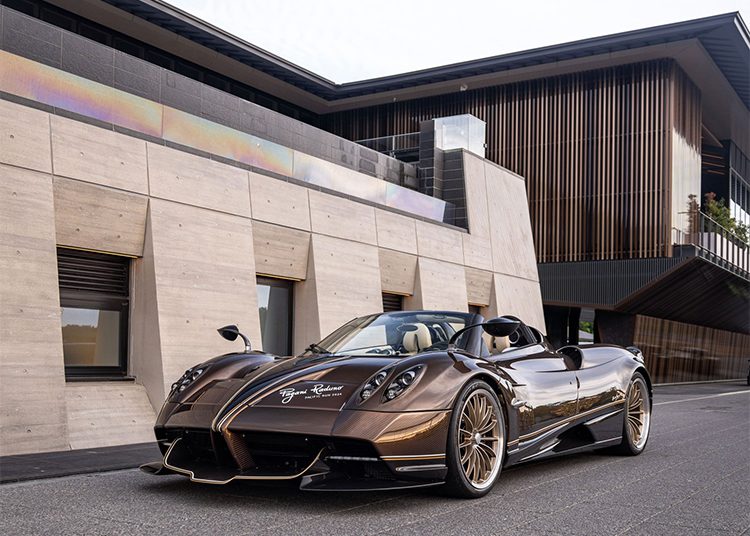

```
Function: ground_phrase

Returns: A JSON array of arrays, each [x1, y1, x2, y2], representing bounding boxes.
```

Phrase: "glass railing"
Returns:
[[355, 133, 420, 158], [672, 210, 749, 276]]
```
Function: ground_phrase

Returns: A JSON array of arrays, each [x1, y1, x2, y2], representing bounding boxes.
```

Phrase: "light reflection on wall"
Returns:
[[163, 107, 293, 176], [293, 152, 387, 204], [0, 50, 447, 222], [1, 52, 162, 136]]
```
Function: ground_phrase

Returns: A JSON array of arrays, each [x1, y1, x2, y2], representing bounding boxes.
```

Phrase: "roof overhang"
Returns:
[[91, 1, 748, 109], [539, 256, 750, 334]]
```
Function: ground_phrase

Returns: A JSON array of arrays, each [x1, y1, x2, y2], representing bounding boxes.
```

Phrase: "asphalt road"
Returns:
[[1, 382, 748, 536]]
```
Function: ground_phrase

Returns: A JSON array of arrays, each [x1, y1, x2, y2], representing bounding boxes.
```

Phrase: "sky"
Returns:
[[167, 0, 749, 83]]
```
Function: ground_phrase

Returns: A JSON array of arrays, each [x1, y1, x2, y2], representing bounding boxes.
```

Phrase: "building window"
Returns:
[[256, 276, 293, 356], [57, 248, 130, 378], [382, 293, 403, 312], [468, 304, 482, 316]]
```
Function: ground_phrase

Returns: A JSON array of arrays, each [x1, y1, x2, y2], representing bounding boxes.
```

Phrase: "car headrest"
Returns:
[[483, 333, 510, 355], [402, 324, 432, 353]]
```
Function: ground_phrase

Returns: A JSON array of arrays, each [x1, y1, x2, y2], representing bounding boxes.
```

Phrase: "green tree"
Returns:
[[703, 192, 748, 244]]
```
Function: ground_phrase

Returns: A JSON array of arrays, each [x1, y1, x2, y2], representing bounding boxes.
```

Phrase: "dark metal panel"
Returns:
[[538, 257, 687, 308], [618, 257, 750, 334]]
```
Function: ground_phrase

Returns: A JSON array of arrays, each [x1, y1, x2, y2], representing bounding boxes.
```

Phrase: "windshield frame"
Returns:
[[300, 311, 482, 358]]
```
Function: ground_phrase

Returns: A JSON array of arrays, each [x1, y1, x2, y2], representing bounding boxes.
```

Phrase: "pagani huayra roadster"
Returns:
[[141, 311, 652, 498]]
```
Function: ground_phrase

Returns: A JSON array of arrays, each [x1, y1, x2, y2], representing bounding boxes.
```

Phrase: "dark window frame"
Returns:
[[256, 276, 294, 356], [60, 294, 129, 378], [57, 248, 130, 379]]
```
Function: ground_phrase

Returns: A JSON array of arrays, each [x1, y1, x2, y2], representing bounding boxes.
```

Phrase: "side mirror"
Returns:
[[482, 317, 521, 338], [217, 325, 252, 352]]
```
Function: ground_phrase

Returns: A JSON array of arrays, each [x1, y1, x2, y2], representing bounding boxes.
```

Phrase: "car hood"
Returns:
[[159, 354, 398, 428], [244, 354, 396, 410]]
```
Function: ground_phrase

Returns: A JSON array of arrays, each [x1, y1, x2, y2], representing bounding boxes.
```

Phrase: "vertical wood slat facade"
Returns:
[[325, 59, 702, 264], [634, 315, 750, 383]]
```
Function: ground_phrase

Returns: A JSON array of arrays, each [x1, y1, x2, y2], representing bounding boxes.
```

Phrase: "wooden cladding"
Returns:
[[325, 59, 702, 263], [634, 315, 750, 383]]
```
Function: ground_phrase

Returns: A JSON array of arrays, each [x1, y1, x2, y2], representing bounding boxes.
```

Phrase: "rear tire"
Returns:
[[614, 372, 651, 455], [443, 380, 505, 498]]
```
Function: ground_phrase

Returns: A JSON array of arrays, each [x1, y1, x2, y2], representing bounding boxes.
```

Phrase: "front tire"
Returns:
[[444, 380, 505, 498], [614, 372, 651, 455]]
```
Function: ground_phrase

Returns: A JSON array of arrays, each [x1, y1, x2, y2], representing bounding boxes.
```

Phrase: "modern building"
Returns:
[[0, 0, 748, 456], [0, 0, 544, 456]]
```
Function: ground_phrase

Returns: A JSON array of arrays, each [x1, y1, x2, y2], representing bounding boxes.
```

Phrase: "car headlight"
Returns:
[[170, 366, 205, 394], [383, 366, 423, 402], [360, 369, 390, 401]]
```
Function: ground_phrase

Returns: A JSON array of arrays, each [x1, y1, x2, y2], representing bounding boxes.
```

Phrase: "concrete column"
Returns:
[[405, 257, 469, 312], [0, 165, 69, 455], [135, 199, 262, 404], [293, 234, 382, 352]]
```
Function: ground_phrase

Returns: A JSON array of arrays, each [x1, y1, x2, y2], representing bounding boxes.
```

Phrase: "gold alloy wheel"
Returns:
[[458, 390, 503, 489], [626, 377, 650, 450]]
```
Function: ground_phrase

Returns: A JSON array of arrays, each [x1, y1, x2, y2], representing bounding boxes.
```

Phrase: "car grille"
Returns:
[[161, 428, 387, 478]]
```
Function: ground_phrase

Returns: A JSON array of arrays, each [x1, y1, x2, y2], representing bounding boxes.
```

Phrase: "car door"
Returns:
[[572, 346, 630, 442], [496, 343, 579, 446]]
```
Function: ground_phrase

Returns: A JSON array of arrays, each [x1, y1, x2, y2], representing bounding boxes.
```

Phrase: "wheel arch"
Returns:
[[634, 366, 653, 406], [463, 372, 511, 433]]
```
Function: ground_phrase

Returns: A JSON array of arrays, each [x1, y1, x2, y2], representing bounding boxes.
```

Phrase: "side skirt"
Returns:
[[507, 437, 622, 467]]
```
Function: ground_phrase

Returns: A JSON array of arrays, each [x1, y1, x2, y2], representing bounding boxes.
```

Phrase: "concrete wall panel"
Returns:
[[488, 273, 546, 332], [375, 209, 417, 254], [50, 115, 148, 194], [465, 266, 493, 307], [304, 234, 382, 342], [415, 220, 464, 265], [0, 165, 68, 455], [405, 257, 468, 312], [0, 99, 51, 173], [65, 382, 155, 450], [253, 221, 310, 281], [462, 152, 491, 238], [379, 248, 417, 296], [249, 172, 311, 231], [308, 190, 377, 245], [293, 251, 320, 354], [147, 199, 262, 393], [147, 143, 251, 217], [53, 177, 148, 257], [129, 212, 165, 409], [483, 160, 539, 282], [462, 233, 493, 271]]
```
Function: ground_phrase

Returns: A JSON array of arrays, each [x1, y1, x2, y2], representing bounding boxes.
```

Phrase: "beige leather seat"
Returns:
[[402, 324, 432, 353], [483, 333, 510, 355]]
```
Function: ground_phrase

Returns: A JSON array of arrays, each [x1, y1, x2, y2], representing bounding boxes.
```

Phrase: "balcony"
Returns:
[[672, 210, 749, 278]]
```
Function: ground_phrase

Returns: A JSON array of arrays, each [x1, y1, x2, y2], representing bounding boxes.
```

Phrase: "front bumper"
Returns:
[[144, 408, 450, 489]]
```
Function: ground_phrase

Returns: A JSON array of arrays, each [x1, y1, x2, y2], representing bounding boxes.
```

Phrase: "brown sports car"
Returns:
[[141, 311, 652, 498]]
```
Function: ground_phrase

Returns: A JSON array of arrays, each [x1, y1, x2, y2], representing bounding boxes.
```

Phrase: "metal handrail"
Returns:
[[355, 132, 420, 155], [672, 210, 749, 277]]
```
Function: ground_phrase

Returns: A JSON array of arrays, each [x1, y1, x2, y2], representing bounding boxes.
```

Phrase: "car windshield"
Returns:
[[303, 311, 475, 357]]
